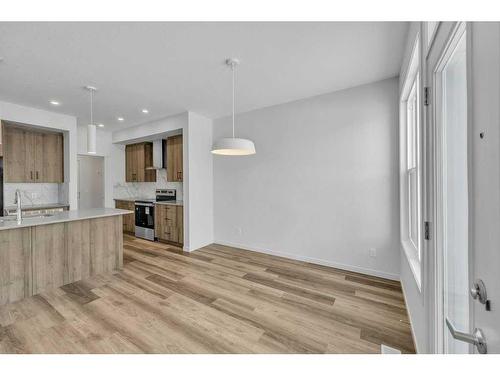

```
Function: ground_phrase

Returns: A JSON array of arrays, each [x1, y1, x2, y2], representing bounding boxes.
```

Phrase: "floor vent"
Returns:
[[381, 344, 402, 354]]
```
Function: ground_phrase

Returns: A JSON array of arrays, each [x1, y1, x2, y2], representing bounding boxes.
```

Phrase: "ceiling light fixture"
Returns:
[[211, 58, 256, 156], [142, 109, 149, 114], [98, 123, 105, 128], [117, 117, 124, 122], [85, 85, 98, 154], [50, 100, 60, 106]]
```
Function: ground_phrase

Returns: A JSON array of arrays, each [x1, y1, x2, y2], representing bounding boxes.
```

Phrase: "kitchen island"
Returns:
[[0, 208, 131, 306]]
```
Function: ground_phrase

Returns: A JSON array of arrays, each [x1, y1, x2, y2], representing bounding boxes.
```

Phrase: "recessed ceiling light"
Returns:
[[98, 123, 105, 128], [142, 109, 149, 114], [117, 117, 124, 122], [50, 100, 60, 106]]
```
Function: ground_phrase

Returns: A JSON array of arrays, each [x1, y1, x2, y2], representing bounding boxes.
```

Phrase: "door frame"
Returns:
[[77, 153, 105, 209], [426, 21, 473, 354]]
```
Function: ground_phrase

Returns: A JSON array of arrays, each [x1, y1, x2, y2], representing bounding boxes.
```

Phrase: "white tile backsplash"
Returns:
[[3, 183, 66, 206], [113, 169, 183, 201]]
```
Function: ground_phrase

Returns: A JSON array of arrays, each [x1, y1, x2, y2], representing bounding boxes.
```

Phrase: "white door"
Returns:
[[428, 22, 500, 354], [78, 155, 104, 209], [468, 22, 500, 354]]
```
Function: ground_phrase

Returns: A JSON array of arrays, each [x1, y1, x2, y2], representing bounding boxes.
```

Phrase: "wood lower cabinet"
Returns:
[[115, 200, 135, 234], [0, 227, 31, 305], [155, 204, 183, 245], [0, 216, 123, 306], [125, 142, 156, 182], [2, 122, 64, 183], [166, 135, 183, 182]]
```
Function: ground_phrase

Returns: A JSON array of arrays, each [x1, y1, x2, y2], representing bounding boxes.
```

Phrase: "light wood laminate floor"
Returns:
[[0, 235, 415, 353]]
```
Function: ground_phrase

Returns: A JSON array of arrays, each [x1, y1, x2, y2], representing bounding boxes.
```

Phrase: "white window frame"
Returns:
[[400, 33, 424, 290]]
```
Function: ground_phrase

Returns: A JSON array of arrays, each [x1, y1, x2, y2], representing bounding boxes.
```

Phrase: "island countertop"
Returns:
[[0, 208, 133, 231]]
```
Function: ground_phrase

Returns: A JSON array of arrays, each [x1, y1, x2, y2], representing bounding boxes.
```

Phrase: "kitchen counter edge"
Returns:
[[0, 208, 133, 231]]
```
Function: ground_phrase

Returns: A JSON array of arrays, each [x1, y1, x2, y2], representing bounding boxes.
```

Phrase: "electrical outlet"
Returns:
[[236, 227, 243, 236], [369, 248, 377, 258]]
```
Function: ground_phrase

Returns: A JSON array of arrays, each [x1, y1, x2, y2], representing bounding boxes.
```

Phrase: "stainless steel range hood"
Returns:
[[145, 139, 164, 170]]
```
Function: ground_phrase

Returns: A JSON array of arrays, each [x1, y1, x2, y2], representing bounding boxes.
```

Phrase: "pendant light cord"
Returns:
[[232, 62, 235, 139]]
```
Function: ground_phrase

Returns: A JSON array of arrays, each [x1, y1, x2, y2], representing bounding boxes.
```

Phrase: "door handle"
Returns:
[[445, 318, 487, 354]]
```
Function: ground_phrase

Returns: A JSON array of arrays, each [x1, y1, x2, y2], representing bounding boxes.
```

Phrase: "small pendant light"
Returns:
[[211, 58, 256, 156], [85, 85, 97, 154]]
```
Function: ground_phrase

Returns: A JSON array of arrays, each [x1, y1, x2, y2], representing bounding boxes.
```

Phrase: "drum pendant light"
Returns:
[[85, 85, 97, 154], [211, 58, 256, 156]]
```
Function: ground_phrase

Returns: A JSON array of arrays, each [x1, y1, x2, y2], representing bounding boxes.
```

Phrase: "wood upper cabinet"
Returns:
[[125, 142, 156, 182], [3, 125, 28, 182], [42, 132, 64, 182], [155, 204, 183, 245], [166, 135, 183, 182], [2, 123, 64, 183]]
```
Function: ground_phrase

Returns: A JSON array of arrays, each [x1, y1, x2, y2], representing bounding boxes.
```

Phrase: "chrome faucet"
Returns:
[[14, 189, 22, 223]]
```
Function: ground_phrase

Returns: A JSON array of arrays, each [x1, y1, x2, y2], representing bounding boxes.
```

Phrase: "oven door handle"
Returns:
[[135, 203, 155, 207]]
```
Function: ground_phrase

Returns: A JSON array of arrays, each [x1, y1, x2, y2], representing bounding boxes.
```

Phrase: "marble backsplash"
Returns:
[[3, 183, 66, 207], [113, 169, 183, 201]]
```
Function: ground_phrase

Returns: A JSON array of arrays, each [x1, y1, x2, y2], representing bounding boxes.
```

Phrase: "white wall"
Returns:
[[213, 77, 401, 279], [0, 100, 78, 209], [186, 112, 214, 251], [109, 111, 214, 252]]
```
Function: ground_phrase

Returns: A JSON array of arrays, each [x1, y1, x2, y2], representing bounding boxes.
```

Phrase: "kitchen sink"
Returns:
[[0, 216, 18, 223], [25, 214, 54, 219], [0, 213, 54, 223]]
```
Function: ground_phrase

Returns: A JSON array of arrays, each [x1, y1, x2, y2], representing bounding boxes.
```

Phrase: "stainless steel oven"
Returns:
[[135, 200, 155, 241]]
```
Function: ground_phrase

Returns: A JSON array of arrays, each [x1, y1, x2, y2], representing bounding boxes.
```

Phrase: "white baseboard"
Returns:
[[213, 240, 400, 281]]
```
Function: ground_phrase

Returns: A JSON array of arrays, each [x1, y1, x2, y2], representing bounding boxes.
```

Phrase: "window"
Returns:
[[400, 34, 422, 288], [407, 73, 421, 258]]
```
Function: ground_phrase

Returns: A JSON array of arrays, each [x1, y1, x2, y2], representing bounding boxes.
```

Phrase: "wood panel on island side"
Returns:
[[0, 234, 415, 354]]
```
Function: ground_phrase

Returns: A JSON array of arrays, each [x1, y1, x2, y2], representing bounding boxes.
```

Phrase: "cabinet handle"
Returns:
[[30, 171, 33, 180], [36, 171, 39, 180]]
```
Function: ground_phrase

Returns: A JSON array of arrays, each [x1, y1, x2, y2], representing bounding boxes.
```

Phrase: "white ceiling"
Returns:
[[0, 22, 408, 130]]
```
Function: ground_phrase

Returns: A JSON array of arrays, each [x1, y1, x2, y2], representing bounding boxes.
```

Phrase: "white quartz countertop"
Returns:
[[0, 208, 132, 231], [114, 197, 183, 206], [155, 200, 183, 206], [114, 197, 152, 202]]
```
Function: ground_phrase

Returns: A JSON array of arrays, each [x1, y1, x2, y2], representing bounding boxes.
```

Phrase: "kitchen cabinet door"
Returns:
[[42, 132, 64, 182], [125, 143, 156, 182], [167, 135, 183, 182], [3, 126, 30, 183], [144, 142, 156, 182], [125, 144, 139, 182], [177, 205, 184, 245], [31, 131, 44, 182], [154, 204, 183, 245], [115, 200, 135, 233]]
